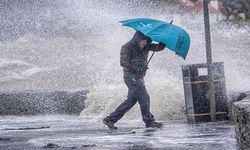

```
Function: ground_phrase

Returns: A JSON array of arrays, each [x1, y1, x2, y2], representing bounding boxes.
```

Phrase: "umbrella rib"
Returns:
[[145, 23, 168, 39]]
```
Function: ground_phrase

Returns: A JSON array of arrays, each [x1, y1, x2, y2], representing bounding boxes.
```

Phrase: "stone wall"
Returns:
[[219, 0, 250, 21], [232, 92, 250, 149], [176, 0, 250, 21], [0, 90, 88, 115]]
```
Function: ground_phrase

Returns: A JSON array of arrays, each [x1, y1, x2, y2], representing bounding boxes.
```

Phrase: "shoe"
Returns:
[[146, 121, 163, 128], [102, 118, 118, 130]]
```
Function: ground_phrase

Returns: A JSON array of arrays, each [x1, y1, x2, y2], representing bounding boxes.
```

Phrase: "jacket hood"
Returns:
[[131, 31, 152, 46]]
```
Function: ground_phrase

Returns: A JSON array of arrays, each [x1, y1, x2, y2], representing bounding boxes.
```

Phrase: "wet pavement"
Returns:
[[0, 115, 238, 150]]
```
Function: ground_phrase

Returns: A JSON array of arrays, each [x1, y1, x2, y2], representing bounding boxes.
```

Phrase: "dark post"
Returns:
[[203, 0, 216, 122]]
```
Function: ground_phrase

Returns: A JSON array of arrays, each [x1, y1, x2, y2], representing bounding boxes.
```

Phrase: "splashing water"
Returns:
[[0, 0, 250, 120]]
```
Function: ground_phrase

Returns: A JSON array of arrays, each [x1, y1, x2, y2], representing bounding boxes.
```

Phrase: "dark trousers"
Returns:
[[106, 77, 155, 125]]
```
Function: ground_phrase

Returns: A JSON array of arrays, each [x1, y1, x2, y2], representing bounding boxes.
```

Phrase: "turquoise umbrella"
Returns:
[[120, 18, 191, 59]]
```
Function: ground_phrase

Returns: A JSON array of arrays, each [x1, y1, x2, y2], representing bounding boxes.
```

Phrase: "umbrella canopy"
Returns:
[[120, 18, 190, 59]]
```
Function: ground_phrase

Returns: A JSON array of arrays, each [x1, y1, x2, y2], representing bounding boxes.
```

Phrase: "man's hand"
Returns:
[[141, 66, 149, 72], [147, 42, 166, 52], [133, 66, 149, 74], [159, 42, 166, 49]]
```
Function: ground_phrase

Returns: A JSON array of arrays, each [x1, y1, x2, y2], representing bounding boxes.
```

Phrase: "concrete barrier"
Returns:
[[0, 90, 88, 115], [232, 92, 250, 149], [228, 92, 248, 120]]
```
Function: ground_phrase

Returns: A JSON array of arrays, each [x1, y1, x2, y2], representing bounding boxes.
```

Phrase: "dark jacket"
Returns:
[[120, 31, 166, 79]]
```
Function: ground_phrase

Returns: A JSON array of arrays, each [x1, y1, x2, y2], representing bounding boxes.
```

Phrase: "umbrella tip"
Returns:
[[170, 20, 173, 24]]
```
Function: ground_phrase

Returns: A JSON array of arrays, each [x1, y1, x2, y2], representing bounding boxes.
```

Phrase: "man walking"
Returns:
[[103, 31, 166, 130]]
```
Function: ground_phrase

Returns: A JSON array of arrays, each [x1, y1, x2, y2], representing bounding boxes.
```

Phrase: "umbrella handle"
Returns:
[[147, 20, 173, 65], [147, 51, 156, 65]]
